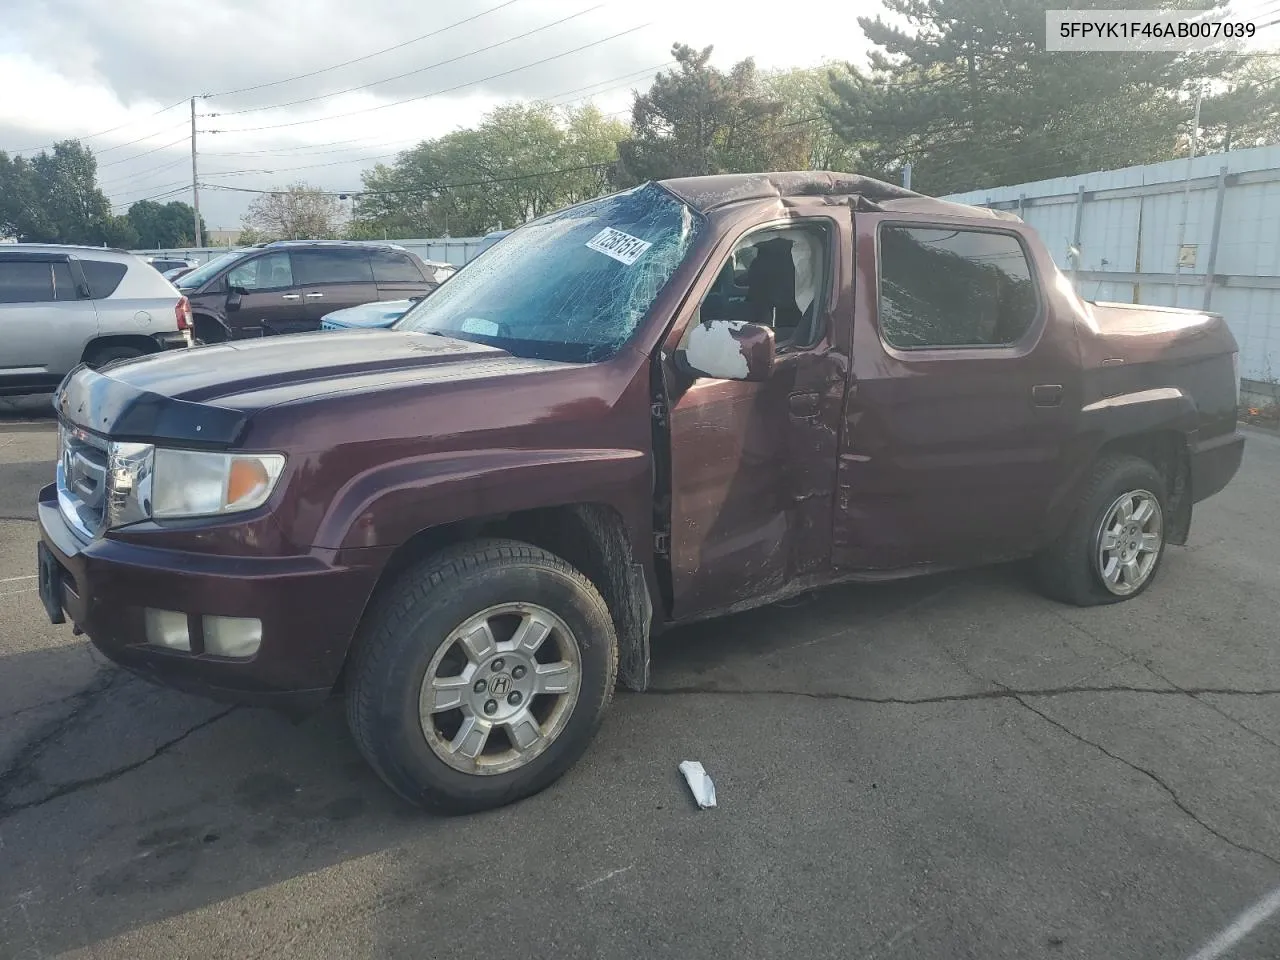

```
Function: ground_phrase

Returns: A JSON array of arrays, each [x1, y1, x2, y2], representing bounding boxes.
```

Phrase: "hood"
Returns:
[[320, 300, 413, 330], [55, 330, 564, 446]]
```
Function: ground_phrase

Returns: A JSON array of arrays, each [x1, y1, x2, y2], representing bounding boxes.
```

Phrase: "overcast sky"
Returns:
[[0, 0, 887, 237]]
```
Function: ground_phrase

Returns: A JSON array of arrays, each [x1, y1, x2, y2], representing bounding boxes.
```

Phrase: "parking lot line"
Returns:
[[1186, 884, 1280, 960]]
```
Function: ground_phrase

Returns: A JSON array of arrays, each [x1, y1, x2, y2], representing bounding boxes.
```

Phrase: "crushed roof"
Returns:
[[658, 171, 1019, 221]]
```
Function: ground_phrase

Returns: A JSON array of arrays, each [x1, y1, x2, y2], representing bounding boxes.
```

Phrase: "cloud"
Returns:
[[1, 0, 878, 232]]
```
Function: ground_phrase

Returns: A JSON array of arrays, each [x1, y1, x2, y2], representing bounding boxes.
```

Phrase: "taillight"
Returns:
[[175, 296, 192, 331]]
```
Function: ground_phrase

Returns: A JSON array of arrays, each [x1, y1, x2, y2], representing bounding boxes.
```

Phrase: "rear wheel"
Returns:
[[1033, 455, 1169, 606], [346, 539, 617, 813], [83, 345, 145, 370]]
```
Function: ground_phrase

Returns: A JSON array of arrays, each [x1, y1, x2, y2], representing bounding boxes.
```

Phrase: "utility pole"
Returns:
[[190, 97, 203, 248], [1172, 87, 1203, 307], [902, 163, 913, 190]]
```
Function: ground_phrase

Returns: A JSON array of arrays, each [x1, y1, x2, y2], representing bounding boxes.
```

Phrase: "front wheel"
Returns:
[[1033, 455, 1169, 606], [346, 539, 618, 813]]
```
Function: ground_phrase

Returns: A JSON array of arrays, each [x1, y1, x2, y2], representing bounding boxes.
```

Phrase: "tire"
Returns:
[[346, 538, 618, 814], [1033, 455, 1169, 606], [84, 345, 145, 370]]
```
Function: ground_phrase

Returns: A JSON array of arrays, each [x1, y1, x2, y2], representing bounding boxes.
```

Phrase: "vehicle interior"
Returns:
[[696, 225, 825, 349]]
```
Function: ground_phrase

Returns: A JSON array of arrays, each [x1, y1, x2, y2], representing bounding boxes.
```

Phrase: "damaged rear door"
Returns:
[[659, 204, 852, 619]]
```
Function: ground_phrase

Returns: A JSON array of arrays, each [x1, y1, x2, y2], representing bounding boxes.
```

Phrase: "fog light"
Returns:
[[202, 616, 262, 659], [145, 609, 191, 651]]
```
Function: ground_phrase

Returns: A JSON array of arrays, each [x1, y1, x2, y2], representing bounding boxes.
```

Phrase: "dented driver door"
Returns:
[[661, 207, 852, 621]]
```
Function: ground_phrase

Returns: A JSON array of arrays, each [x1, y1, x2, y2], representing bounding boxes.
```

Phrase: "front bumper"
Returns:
[[36, 483, 385, 714]]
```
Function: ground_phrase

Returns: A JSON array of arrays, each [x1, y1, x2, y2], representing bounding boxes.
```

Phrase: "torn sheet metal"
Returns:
[[679, 760, 717, 809]]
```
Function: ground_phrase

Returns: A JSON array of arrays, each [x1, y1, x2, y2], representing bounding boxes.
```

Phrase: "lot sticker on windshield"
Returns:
[[585, 227, 652, 266]]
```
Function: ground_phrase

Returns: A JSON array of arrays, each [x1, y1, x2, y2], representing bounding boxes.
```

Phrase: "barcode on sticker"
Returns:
[[586, 227, 652, 265]]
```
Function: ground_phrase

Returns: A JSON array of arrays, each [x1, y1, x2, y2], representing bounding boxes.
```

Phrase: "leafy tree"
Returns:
[[0, 140, 123, 244], [240, 182, 344, 240], [825, 0, 1251, 194], [1199, 58, 1280, 153], [29, 140, 113, 244], [760, 65, 863, 172], [616, 43, 806, 184], [0, 152, 42, 240], [126, 199, 206, 248], [356, 103, 628, 237], [102, 215, 139, 249]]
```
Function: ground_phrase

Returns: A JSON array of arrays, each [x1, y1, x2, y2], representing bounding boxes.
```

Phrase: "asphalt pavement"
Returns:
[[2, 413, 1279, 959]]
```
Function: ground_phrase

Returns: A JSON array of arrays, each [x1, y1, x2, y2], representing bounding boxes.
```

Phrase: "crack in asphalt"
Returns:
[[646, 683, 1280, 705], [652, 682, 1280, 867], [0, 668, 122, 804], [0, 515, 36, 523], [1045, 608, 1280, 753], [0, 706, 237, 819], [1008, 692, 1280, 868]]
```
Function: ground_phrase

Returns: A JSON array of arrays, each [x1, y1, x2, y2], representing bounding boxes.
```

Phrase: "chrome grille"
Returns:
[[57, 423, 109, 540]]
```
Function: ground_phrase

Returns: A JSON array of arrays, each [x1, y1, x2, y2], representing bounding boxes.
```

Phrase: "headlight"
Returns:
[[107, 441, 154, 529], [152, 449, 286, 519]]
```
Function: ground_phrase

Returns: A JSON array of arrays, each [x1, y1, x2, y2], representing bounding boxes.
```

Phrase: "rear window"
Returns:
[[0, 261, 55, 303], [371, 250, 425, 282], [80, 259, 129, 299], [292, 249, 374, 285]]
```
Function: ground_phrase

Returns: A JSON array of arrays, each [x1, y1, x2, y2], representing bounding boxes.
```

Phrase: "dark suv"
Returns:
[[174, 240, 440, 343]]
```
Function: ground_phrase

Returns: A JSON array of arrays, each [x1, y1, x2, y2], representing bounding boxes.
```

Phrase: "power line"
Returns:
[[204, 0, 526, 99], [214, 4, 606, 117], [199, 161, 613, 197], [212, 23, 651, 135], [110, 188, 189, 212], [201, 63, 669, 166], [548, 61, 672, 103], [7, 98, 189, 154], [97, 136, 190, 169], [99, 155, 191, 188], [93, 120, 189, 157], [109, 181, 192, 209]]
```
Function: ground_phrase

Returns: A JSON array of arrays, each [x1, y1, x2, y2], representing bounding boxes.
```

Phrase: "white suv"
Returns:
[[0, 245, 193, 397]]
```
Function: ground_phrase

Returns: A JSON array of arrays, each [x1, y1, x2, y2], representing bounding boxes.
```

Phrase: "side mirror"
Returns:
[[679, 319, 775, 382], [226, 287, 244, 310]]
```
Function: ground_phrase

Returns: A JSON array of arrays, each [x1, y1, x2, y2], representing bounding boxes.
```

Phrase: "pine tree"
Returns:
[[825, 0, 1250, 194]]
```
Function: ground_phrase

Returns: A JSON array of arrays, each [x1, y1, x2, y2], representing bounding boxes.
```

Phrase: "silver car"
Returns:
[[0, 245, 193, 396]]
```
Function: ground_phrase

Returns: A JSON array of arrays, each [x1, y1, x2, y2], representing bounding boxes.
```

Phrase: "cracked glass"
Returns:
[[394, 184, 704, 362]]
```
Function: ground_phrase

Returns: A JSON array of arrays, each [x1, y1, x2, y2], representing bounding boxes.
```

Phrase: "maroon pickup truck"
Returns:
[[36, 172, 1244, 813]]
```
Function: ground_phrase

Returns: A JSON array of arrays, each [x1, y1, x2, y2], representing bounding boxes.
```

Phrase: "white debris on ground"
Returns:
[[678, 760, 717, 809]]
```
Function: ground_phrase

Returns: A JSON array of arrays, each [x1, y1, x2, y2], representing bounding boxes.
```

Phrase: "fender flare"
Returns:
[[313, 447, 651, 552], [1046, 387, 1198, 540]]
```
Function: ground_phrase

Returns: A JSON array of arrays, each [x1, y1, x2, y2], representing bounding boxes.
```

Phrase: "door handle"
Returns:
[[281, 294, 301, 300], [1032, 384, 1063, 407], [304, 292, 324, 299]]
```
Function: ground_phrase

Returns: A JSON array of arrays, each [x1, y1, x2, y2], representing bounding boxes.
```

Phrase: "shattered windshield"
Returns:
[[393, 183, 703, 362]]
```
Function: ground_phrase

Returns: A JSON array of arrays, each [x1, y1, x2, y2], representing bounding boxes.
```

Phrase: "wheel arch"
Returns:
[[338, 502, 653, 697], [192, 313, 230, 343], [80, 335, 159, 364]]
